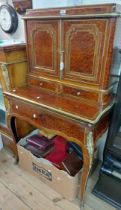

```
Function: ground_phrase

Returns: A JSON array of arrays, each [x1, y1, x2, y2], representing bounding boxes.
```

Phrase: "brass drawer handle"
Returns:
[[15, 105, 19, 109], [13, 89, 16, 92], [77, 91, 81, 96], [40, 82, 43, 86], [33, 114, 37, 119]]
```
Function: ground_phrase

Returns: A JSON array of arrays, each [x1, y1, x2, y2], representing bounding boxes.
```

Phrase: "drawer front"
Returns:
[[63, 85, 99, 103], [28, 77, 58, 92], [11, 100, 86, 145]]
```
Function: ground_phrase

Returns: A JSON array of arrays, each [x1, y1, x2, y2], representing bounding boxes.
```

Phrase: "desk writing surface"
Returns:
[[5, 86, 113, 124]]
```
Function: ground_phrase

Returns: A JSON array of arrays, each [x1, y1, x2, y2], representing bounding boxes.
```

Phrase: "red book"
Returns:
[[46, 136, 69, 168], [26, 134, 54, 151], [24, 142, 54, 158]]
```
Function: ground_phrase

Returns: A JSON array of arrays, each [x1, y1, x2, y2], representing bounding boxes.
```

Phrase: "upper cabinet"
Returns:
[[24, 4, 121, 105], [26, 16, 116, 89]]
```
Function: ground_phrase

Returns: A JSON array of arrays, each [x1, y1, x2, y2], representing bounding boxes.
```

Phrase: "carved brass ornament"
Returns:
[[60, 51, 64, 80], [87, 131, 94, 167]]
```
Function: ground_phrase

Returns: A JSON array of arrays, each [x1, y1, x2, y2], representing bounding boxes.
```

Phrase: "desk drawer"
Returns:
[[11, 100, 86, 145], [28, 77, 57, 92], [63, 85, 99, 102]]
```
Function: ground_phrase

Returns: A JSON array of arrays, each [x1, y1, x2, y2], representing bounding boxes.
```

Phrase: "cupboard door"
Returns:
[[63, 19, 115, 88], [26, 20, 60, 78]]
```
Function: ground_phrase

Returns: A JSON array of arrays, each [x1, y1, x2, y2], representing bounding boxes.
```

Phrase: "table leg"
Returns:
[[80, 131, 94, 205]]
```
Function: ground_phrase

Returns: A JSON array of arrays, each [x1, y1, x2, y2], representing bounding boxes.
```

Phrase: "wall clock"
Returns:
[[0, 4, 18, 34]]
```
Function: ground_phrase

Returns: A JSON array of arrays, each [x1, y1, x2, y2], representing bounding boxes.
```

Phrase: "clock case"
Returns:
[[0, 4, 18, 34]]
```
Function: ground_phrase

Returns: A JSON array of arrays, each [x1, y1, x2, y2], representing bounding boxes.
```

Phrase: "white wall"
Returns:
[[82, 0, 121, 4], [32, 0, 121, 7], [32, 0, 83, 9]]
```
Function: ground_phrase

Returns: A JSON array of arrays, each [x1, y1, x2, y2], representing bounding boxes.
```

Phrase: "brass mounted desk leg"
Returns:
[[80, 131, 94, 207]]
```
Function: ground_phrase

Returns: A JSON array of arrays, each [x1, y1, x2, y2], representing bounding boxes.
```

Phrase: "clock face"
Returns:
[[0, 7, 12, 31], [0, 4, 18, 33]]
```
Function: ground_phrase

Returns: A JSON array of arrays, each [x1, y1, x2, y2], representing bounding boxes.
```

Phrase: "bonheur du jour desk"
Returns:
[[4, 4, 121, 204]]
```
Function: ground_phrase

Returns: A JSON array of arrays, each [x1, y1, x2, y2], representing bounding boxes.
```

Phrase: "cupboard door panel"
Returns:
[[26, 20, 60, 78], [63, 19, 115, 88]]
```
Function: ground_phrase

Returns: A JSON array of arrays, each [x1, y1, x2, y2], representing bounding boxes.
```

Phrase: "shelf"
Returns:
[[0, 40, 25, 47]]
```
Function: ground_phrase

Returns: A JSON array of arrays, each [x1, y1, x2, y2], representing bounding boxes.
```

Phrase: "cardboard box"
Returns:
[[17, 136, 82, 200]]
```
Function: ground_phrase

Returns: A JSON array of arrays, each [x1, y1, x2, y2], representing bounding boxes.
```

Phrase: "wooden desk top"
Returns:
[[4, 86, 113, 124]]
